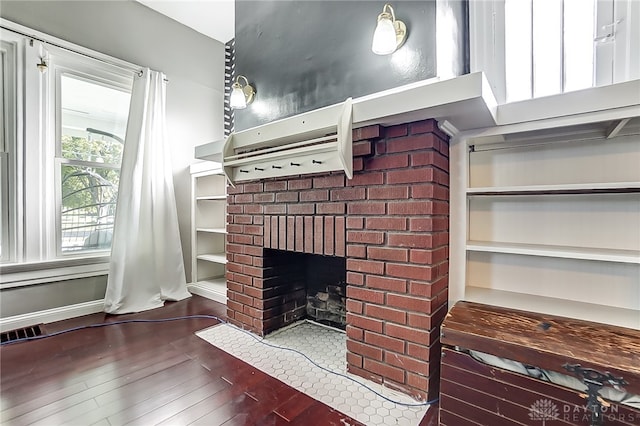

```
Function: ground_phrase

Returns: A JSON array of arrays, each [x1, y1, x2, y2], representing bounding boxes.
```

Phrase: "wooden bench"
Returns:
[[439, 301, 640, 425]]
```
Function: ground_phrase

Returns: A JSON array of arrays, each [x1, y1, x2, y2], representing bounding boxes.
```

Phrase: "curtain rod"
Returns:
[[0, 24, 168, 82]]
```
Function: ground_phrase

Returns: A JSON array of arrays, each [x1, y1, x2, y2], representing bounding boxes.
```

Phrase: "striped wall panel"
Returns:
[[224, 38, 235, 137]]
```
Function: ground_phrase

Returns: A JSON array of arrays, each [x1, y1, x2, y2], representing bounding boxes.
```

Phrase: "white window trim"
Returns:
[[0, 256, 110, 289], [0, 49, 10, 262], [0, 152, 8, 261], [0, 151, 9, 263], [1, 34, 21, 264], [469, 0, 507, 103]]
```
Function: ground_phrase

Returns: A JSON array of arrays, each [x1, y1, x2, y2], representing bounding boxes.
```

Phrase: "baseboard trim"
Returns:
[[0, 299, 104, 333], [188, 283, 227, 305]]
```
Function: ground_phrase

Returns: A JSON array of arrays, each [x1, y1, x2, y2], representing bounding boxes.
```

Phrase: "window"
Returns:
[[50, 52, 133, 258], [57, 73, 130, 254], [471, 0, 640, 103], [0, 26, 133, 266]]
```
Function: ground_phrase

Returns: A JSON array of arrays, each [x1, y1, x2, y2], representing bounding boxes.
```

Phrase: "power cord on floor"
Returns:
[[1, 315, 221, 345], [1, 314, 439, 408]]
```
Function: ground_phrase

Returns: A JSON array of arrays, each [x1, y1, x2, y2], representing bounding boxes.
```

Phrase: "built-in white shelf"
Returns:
[[196, 253, 227, 264], [455, 89, 640, 331], [465, 286, 640, 330], [196, 195, 226, 201], [187, 276, 226, 304], [466, 241, 640, 264], [467, 182, 640, 195], [191, 161, 227, 304], [196, 227, 226, 234]]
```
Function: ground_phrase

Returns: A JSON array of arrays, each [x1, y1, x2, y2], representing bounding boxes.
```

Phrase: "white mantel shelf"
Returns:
[[351, 72, 497, 129], [195, 72, 499, 164]]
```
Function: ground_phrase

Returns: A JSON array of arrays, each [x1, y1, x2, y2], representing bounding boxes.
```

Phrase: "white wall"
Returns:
[[0, 0, 225, 316]]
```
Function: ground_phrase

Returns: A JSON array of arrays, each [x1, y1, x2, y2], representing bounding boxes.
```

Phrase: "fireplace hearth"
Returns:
[[225, 119, 449, 401]]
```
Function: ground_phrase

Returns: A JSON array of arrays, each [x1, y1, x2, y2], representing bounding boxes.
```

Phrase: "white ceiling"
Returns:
[[137, 0, 235, 43]]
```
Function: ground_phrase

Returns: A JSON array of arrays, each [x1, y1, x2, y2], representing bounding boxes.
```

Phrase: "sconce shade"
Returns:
[[230, 85, 247, 109], [230, 75, 254, 109], [372, 17, 398, 55], [372, 4, 407, 55]]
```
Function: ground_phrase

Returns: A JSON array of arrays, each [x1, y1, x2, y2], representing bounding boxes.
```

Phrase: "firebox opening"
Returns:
[[264, 248, 347, 331]]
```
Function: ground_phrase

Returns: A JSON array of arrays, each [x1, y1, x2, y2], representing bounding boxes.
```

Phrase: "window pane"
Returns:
[[533, 0, 563, 98], [59, 74, 130, 255], [61, 164, 119, 252], [61, 134, 123, 165], [60, 75, 129, 164], [564, 0, 595, 92], [505, 0, 533, 102]]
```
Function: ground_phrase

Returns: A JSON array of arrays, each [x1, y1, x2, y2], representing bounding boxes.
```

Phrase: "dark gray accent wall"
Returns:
[[234, 0, 467, 132]]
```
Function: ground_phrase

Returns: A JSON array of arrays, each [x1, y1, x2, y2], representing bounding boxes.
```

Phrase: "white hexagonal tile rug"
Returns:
[[196, 321, 432, 425]]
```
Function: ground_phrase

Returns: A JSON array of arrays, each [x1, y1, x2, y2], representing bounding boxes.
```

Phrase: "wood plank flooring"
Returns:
[[0, 296, 437, 425]]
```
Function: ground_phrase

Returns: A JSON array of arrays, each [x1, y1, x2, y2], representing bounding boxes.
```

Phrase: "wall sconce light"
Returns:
[[229, 75, 255, 109], [36, 57, 48, 73], [371, 3, 407, 55]]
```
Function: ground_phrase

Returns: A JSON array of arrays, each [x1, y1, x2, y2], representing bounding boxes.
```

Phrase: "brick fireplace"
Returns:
[[225, 118, 449, 401]]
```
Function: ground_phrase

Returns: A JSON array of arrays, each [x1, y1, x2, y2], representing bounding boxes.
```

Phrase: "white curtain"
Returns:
[[104, 68, 191, 314]]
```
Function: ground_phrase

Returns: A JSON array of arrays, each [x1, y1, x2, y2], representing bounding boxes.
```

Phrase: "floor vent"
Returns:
[[1, 324, 44, 343]]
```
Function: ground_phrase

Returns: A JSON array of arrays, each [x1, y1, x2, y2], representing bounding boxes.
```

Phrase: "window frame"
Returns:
[[49, 59, 132, 257]]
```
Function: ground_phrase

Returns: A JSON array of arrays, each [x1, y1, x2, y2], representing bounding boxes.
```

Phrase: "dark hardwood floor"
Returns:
[[0, 296, 438, 425]]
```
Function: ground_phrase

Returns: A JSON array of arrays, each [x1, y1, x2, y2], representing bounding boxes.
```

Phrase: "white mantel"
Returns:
[[195, 72, 499, 165]]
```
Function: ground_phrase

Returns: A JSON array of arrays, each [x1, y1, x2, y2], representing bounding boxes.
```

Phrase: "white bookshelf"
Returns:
[[467, 181, 640, 195], [188, 161, 227, 304], [466, 241, 640, 264], [196, 253, 227, 264], [196, 228, 226, 234], [196, 195, 227, 201], [458, 115, 640, 329]]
